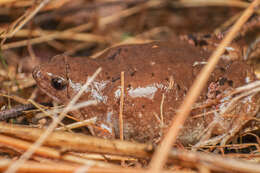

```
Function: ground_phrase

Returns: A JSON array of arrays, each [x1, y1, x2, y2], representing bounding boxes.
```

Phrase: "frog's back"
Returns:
[[75, 41, 211, 143], [95, 41, 208, 89]]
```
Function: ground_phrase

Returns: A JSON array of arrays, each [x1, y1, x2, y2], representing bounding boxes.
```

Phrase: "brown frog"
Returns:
[[32, 40, 258, 146]]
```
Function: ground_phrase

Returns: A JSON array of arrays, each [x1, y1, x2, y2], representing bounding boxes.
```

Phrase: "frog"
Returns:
[[32, 39, 258, 146]]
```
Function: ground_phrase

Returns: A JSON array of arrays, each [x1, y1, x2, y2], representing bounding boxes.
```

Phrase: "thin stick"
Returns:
[[119, 71, 125, 166], [148, 1, 260, 173], [1, 31, 106, 50], [160, 93, 165, 127], [0, 0, 17, 5], [0, 159, 78, 173], [119, 71, 125, 141], [9, 0, 51, 37], [56, 117, 97, 131], [171, 0, 249, 8], [0, 159, 180, 173], [4, 68, 102, 173]]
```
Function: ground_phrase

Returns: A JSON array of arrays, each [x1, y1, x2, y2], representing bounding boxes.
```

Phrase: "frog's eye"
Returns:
[[51, 77, 67, 90]]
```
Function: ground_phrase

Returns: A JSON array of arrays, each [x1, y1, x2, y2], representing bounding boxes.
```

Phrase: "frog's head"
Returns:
[[32, 55, 71, 103]]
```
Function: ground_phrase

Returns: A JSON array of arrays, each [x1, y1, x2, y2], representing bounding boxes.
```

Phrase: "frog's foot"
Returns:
[[193, 117, 254, 151], [192, 134, 226, 150], [90, 122, 115, 139], [191, 117, 227, 150], [193, 83, 259, 149], [193, 81, 260, 150], [244, 34, 260, 60], [192, 117, 247, 150]]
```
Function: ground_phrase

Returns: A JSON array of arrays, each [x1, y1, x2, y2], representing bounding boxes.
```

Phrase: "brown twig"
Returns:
[[170, 0, 249, 8], [0, 158, 181, 173], [2, 122, 260, 172], [119, 71, 124, 141], [0, 102, 52, 121], [0, 122, 153, 158], [119, 71, 125, 165], [0, 159, 78, 173], [1, 30, 107, 50], [0, 134, 116, 168], [169, 149, 260, 173]]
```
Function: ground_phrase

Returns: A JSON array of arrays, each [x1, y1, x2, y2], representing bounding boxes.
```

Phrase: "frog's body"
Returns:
[[33, 41, 256, 145]]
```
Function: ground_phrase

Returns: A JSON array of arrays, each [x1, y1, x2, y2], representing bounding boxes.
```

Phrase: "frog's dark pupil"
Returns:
[[51, 77, 67, 90]]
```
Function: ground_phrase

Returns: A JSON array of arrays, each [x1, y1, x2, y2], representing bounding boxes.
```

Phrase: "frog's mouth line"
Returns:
[[35, 78, 62, 103], [37, 85, 62, 103]]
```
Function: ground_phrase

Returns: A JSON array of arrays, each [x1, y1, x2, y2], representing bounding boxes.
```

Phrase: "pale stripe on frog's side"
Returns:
[[115, 83, 169, 100]]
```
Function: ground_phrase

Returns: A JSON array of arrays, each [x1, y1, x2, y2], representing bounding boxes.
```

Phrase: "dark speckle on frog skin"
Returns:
[[130, 71, 136, 77], [223, 50, 229, 55], [219, 77, 227, 86], [228, 80, 233, 87], [111, 76, 120, 82], [220, 67, 226, 72], [215, 90, 221, 96], [218, 77, 233, 87], [198, 39, 208, 46], [108, 48, 122, 60], [176, 84, 181, 90], [105, 72, 111, 80]]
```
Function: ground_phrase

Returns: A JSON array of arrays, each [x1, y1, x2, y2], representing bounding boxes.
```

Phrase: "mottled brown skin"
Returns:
[[33, 41, 256, 145]]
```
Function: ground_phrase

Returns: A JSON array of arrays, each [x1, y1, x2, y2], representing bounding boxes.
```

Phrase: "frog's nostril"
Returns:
[[32, 66, 41, 80]]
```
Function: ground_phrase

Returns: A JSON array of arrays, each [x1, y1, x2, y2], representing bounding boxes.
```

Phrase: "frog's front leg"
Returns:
[[89, 109, 117, 139], [244, 34, 260, 60]]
